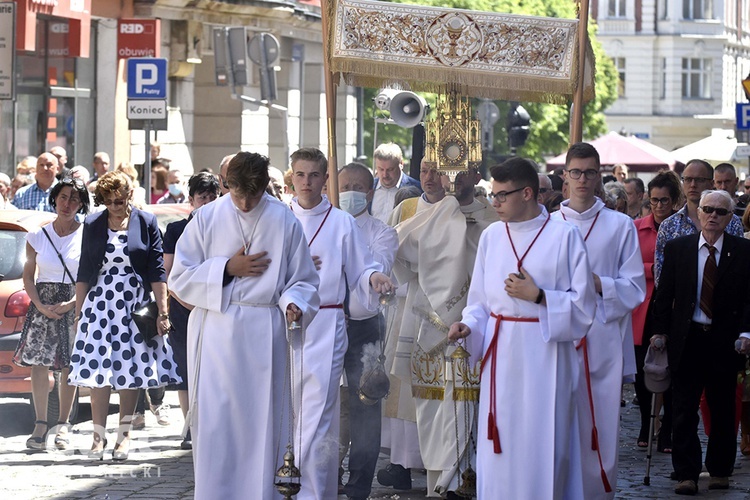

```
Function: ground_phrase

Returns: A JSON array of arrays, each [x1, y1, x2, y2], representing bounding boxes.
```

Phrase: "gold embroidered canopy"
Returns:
[[325, 0, 595, 104]]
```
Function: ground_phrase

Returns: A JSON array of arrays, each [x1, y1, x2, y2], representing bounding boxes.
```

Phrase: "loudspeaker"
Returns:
[[389, 91, 427, 128], [213, 28, 230, 86]]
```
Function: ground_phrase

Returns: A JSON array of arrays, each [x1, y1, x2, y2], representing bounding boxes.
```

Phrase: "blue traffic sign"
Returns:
[[127, 58, 167, 99], [736, 103, 750, 130]]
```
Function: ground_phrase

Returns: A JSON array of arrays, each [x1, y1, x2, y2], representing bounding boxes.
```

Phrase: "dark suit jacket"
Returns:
[[368, 173, 422, 214], [651, 232, 750, 373], [77, 207, 167, 295]]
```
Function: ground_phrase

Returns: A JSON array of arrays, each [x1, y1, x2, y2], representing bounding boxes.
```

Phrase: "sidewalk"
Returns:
[[0, 386, 749, 499]]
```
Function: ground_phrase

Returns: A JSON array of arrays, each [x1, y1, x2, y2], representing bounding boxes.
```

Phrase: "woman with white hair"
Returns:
[[0, 172, 17, 209]]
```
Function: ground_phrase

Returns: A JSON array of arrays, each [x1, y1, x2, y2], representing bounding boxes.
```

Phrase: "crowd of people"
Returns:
[[5, 141, 750, 499]]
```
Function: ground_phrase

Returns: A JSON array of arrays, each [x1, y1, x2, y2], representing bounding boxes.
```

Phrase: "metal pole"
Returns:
[[144, 121, 151, 203], [570, 0, 590, 145]]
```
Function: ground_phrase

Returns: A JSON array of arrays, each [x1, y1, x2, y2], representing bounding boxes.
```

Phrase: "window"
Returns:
[[609, 0, 627, 17], [615, 58, 626, 97], [683, 0, 713, 19], [681, 58, 712, 98]]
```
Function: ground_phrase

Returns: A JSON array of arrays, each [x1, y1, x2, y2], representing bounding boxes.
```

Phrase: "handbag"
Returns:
[[132, 302, 159, 342]]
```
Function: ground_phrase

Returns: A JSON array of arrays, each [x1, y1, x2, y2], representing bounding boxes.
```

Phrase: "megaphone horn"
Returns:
[[389, 91, 427, 129]]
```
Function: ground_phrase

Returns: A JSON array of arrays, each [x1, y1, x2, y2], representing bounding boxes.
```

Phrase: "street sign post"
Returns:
[[736, 103, 750, 130], [126, 58, 168, 199], [0, 2, 15, 100]]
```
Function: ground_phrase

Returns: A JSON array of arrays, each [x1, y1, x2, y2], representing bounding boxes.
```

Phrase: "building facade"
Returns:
[[594, 0, 750, 150]]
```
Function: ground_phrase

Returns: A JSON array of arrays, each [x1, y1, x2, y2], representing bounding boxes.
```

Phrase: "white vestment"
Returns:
[[168, 194, 319, 500], [291, 195, 381, 500], [461, 209, 596, 500], [393, 196, 496, 496], [553, 199, 646, 499]]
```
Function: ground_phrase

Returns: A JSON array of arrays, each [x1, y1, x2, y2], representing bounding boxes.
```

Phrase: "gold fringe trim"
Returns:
[[412, 385, 445, 401], [454, 387, 480, 402]]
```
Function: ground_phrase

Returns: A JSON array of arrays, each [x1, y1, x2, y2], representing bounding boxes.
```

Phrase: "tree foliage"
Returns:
[[360, 0, 619, 167]]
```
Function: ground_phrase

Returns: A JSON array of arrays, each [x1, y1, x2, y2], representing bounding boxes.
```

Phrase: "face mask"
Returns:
[[168, 183, 183, 197], [339, 191, 368, 216]]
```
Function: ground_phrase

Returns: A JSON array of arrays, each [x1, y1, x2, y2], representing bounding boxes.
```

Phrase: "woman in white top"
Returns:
[[13, 177, 90, 450]]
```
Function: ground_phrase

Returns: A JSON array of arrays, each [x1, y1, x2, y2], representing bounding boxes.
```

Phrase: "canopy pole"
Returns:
[[570, 0, 590, 145], [321, 0, 339, 207]]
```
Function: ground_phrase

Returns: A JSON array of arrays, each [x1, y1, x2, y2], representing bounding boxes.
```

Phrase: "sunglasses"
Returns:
[[102, 198, 127, 206], [700, 205, 730, 216], [538, 188, 551, 194]]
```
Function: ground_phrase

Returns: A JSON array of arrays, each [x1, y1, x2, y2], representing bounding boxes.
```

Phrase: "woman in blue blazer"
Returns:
[[68, 171, 180, 461]]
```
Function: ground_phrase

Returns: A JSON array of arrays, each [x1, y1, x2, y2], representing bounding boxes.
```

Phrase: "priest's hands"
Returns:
[[505, 266, 540, 303], [226, 248, 271, 277], [312, 255, 322, 271], [286, 303, 302, 323], [369, 272, 394, 294], [449, 322, 471, 341]]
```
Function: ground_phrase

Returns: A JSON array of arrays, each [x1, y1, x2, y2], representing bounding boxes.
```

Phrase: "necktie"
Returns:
[[699, 245, 717, 319]]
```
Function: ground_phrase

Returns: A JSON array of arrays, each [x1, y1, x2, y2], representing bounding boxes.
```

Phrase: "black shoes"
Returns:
[[180, 429, 192, 450], [376, 463, 412, 490], [25, 420, 48, 450]]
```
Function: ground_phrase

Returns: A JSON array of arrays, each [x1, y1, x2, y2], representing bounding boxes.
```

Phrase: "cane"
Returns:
[[643, 336, 665, 486]]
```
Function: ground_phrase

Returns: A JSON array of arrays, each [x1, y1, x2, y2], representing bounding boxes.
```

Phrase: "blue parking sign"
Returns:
[[127, 58, 167, 99], [736, 103, 750, 130]]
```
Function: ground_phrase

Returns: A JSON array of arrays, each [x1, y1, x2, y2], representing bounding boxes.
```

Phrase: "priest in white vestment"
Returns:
[[289, 148, 393, 500], [450, 157, 597, 499], [168, 152, 320, 499], [552, 143, 646, 499]]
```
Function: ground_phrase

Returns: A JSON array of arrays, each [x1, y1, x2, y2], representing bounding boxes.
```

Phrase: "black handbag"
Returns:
[[132, 302, 159, 342]]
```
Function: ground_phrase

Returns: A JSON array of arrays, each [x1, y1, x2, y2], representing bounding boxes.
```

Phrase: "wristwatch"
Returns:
[[158, 312, 169, 320], [534, 288, 545, 305]]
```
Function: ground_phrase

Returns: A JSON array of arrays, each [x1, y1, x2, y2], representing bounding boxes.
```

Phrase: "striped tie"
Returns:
[[699, 245, 717, 319]]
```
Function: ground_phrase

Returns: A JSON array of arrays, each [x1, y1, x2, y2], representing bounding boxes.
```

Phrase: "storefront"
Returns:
[[0, 0, 94, 176]]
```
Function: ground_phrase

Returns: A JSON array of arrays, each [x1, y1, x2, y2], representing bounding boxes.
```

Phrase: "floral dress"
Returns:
[[68, 230, 181, 389]]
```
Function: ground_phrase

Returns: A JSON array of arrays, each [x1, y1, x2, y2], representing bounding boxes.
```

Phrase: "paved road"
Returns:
[[1, 386, 749, 499]]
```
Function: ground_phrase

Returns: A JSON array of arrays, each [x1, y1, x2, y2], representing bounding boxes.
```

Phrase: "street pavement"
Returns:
[[1, 385, 749, 499]]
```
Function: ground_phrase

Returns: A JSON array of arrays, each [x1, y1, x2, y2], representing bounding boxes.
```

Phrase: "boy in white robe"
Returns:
[[168, 152, 320, 499], [289, 148, 394, 500], [551, 143, 646, 499], [450, 157, 597, 499]]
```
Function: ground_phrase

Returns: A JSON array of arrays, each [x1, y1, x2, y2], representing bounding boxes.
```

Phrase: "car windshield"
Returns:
[[0, 230, 27, 281]]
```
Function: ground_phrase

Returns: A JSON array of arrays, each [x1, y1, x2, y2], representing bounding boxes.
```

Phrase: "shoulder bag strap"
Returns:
[[41, 226, 76, 284]]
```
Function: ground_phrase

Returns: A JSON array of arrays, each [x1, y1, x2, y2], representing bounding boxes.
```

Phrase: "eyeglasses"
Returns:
[[681, 176, 712, 184], [489, 186, 525, 202], [566, 169, 599, 180], [649, 197, 672, 206], [538, 188, 551, 194], [744, 184, 750, 190], [102, 198, 127, 206], [700, 205, 730, 216]]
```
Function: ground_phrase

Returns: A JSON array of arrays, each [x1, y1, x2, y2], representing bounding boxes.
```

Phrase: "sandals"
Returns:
[[25, 420, 47, 450], [54, 422, 71, 450], [88, 436, 108, 460], [113, 431, 130, 461], [636, 428, 649, 448]]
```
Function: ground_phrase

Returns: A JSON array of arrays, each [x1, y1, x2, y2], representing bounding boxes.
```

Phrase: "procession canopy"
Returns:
[[325, 0, 595, 105]]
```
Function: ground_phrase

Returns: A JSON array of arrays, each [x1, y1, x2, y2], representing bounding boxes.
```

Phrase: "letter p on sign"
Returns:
[[136, 64, 158, 94], [737, 103, 750, 130], [127, 58, 167, 99]]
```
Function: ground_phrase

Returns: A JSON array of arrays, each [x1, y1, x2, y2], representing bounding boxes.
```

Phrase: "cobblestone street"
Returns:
[[0, 386, 748, 499]]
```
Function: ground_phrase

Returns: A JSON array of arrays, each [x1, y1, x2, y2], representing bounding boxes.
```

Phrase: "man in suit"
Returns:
[[370, 143, 421, 222], [651, 189, 750, 495]]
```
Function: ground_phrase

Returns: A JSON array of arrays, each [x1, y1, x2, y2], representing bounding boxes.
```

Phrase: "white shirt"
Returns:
[[27, 223, 83, 284], [372, 170, 404, 223], [693, 233, 723, 324], [348, 211, 398, 320]]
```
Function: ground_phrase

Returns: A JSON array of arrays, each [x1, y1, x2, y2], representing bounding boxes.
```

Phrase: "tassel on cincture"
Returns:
[[601, 470, 612, 493], [591, 426, 599, 451], [488, 412, 501, 454]]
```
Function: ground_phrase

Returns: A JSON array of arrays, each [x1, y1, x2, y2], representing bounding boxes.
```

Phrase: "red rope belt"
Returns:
[[576, 337, 613, 493], [320, 304, 344, 309], [480, 313, 540, 454]]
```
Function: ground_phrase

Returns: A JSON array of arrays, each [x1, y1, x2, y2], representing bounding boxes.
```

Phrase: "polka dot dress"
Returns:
[[68, 230, 181, 390]]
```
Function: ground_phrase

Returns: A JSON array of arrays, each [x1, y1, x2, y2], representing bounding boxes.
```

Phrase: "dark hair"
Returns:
[[490, 157, 539, 198], [188, 171, 220, 198], [601, 174, 616, 185], [685, 158, 713, 179], [549, 174, 563, 191], [394, 185, 421, 207], [151, 165, 169, 191], [647, 170, 682, 202], [565, 142, 600, 169], [543, 191, 564, 213], [623, 177, 645, 194], [226, 152, 270, 195], [50, 176, 90, 215], [340, 162, 374, 190], [291, 148, 327, 174], [714, 162, 737, 177]]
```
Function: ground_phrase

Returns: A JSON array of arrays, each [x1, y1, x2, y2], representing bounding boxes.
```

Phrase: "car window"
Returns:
[[0, 230, 26, 281]]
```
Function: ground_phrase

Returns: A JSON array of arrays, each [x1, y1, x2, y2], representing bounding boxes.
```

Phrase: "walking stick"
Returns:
[[643, 392, 657, 486]]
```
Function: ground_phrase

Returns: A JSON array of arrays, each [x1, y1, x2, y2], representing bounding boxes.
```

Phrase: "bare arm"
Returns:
[[75, 282, 91, 320], [22, 242, 62, 319], [152, 281, 170, 335]]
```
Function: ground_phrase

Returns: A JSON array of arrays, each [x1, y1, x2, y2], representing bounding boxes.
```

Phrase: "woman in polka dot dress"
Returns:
[[69, 171, 181, 460]]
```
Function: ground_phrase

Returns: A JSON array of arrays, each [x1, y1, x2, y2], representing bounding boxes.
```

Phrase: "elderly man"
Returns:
[[652, 190, 750, 495], [217, 154, 235, 195], [537, 173, 554, 205], [623, 178, 645, 219], [12, 152, 58, 211], [370, 143, 421, 222]]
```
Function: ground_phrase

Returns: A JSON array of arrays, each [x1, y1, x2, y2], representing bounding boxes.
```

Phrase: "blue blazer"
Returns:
[[77, 207, 167, 295], [369, 173, 422, 214]]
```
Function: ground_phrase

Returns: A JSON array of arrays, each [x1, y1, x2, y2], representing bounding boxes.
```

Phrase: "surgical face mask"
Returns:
[[339, 190, 368, 216], [168, 183, 183, 197]]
